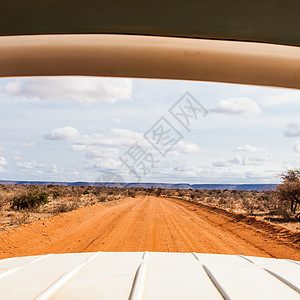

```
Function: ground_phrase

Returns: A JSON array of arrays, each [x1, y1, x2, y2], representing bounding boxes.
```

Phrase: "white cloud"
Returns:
[[284, 123, 300, 137], [71, 145, 87, 152], [2, 77, 133, 105], [86, 148, 120, 160], [236, 144, 267, 153], [172, 141, 202, 154], [46, 127, 148, 171], [213, 154, 275, 167], [17, 160, 47, 170], [47, 164, 63, 174], [12, 150, 21, 155], [76, 128, 145, 147], [85, 159, 122, 171], [70, 129, 146, 170], [20, 142, 36, 147], [112, 118, 121, 124], [210, 97, 261, 117], [260, 90, 300, 106], [45, 125, 203, 179], [72, 129, 201, 160], [17, 162, 34, 169], [0, 157, 8, 167], [294, 141, 300, 153], [44, 126, 80, 141], [212, 160, 231, 167], [72, 144, 120, 160]]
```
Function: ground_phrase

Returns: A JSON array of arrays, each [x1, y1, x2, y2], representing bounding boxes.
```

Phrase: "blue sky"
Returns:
[[0, 76, 299, 184]]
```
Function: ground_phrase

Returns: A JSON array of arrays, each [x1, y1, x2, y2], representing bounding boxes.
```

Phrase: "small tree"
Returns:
[[277, 169, 300, 217], [155, 187, 163, 197]]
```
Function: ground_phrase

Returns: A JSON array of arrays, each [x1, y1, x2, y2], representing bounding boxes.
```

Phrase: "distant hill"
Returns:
[[0, 180, 277, 191]]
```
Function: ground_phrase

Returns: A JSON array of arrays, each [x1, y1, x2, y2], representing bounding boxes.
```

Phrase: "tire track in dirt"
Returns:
[[169, 198, 300, 256], [163, 198, 273, 256], [0, 196, 299, 260]]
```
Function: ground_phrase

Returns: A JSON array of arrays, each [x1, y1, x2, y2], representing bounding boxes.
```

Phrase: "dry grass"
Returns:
[[163, 189, 300, 232], [1, 184, 299, 232], [0, 184, 129, 232]]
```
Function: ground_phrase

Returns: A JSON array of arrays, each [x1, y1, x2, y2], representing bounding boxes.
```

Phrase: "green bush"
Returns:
[[11, 187, 49, 210]]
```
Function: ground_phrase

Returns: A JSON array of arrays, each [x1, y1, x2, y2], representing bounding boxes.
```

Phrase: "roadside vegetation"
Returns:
[[0, 169, 299, 232], [164, 188, 300, 230], [161, 169, 300, 232], [276, 169, 300, 218], [0, 184, 128, 231]]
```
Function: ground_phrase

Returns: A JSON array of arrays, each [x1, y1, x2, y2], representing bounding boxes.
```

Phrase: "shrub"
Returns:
[[83, 189, 89, 195], [128, 189, 136, 197], [97, 194, 107, 202], [12, 211, 30, 226], [52, 191, 60, 199], [155, 187, 163, 197], [277, 169, 300, 217], [53, 201, 79, 214], [11, 187, 49, 210], [0, 191, 8, 211]]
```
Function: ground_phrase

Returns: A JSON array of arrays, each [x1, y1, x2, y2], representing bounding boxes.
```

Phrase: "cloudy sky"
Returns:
[[0, 76, 299, 184]]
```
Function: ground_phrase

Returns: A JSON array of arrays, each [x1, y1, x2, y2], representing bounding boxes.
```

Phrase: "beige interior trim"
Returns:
[[0, 34, 299, 89]]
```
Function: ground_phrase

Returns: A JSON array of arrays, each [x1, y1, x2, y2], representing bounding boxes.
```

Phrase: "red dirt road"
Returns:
[[0, 196, 299, 260]]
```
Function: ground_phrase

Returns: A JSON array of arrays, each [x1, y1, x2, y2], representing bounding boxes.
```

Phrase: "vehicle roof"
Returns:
[[0, 252, 299, 299], [0, 1, 299, 89], [0, 0, 299, 47]]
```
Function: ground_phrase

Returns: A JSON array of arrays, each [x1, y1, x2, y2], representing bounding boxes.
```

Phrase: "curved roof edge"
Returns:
[[0, 34, 299, 89]]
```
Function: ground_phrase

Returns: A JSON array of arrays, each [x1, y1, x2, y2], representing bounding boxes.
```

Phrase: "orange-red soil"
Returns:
[[0, 196, 299, 260]]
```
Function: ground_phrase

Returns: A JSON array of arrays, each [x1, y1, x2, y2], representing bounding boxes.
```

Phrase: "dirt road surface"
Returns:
[[0, 196, 299, 260]]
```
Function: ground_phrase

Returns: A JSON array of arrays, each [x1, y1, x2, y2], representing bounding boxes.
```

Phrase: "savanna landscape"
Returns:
[[0, 169, 299, 260]]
